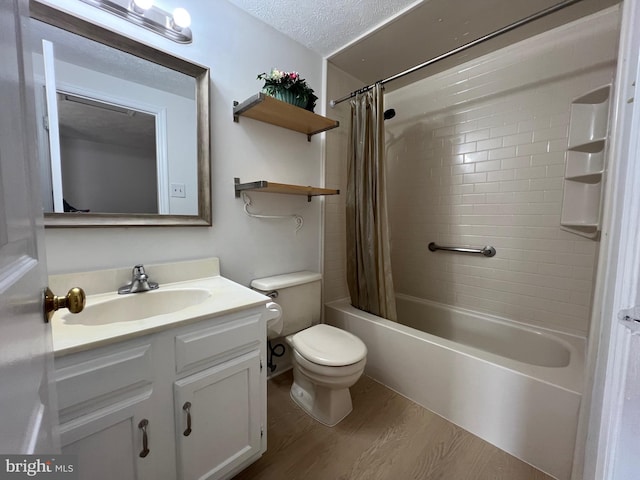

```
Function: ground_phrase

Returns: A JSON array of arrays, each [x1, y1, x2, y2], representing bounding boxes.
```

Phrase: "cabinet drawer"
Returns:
[[174, 312, 262, 374], [55, 342, 153, 414]]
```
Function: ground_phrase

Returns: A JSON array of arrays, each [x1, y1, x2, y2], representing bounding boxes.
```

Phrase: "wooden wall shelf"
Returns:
[[233, 93, 339, 141], [234, 178, 339, 202]]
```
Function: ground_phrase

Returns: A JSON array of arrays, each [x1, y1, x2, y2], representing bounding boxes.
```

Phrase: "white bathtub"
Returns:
[[325, 294, 585, 480]]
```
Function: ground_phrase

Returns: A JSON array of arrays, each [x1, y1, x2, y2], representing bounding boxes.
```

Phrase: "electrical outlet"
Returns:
[[170, 183, 186, 198]]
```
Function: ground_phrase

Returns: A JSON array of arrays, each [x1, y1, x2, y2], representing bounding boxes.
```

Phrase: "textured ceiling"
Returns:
[[329, 0, 621, 88], [228, 0, 620, 95], [226, 0, 420, 56]]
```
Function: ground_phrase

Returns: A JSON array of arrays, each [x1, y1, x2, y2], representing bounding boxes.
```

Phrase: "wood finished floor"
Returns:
[[233, 371, 554, 480]]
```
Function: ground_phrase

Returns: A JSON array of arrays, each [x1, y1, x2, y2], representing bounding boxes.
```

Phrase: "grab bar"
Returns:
[[428, 242, 496, 257]]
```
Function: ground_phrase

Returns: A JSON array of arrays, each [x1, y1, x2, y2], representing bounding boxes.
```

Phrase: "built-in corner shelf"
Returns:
[[561, 85, 611, 239], [233, 93, 339, 141], [234, 178, 339, 202]]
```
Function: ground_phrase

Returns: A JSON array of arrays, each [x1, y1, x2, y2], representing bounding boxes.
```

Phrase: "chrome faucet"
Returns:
[[118, 264, 159, 294]]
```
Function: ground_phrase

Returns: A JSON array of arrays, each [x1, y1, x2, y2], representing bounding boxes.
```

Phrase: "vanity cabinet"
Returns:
[[54, 307, 267, 480], [174, 351, 262, 479]]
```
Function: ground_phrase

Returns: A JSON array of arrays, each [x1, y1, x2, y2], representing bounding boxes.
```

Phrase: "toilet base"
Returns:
[[289, 368, 353, 427]]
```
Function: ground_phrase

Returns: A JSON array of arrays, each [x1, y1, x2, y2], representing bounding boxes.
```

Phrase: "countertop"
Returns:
[[51, 275, 269, 357]]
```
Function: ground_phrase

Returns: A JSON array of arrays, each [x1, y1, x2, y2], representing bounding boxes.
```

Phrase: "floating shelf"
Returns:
[[233, 93, 339, 141], [234, 178, 339, 202]]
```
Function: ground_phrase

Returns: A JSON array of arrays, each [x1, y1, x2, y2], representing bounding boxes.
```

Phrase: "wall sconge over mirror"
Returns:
[[78, 0, 192, 44]]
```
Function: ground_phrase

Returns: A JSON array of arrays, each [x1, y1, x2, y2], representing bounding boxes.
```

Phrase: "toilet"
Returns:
[[251, 271, 367, 426]]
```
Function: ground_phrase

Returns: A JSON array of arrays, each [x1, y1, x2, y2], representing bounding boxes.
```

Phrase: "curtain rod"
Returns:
[[329, 0, 584, 107]]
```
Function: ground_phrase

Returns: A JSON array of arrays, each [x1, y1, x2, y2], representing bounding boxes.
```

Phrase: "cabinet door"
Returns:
[[60, 392, 162, 480], [174, 350, 263, 480]]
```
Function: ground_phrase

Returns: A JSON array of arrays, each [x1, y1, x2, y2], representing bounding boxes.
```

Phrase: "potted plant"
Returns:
[[257, 68, 318, 112]]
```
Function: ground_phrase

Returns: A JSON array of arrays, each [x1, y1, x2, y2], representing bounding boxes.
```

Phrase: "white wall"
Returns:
[[325, 7, 620, 336], [60, 137, 157, 213], [38, 0, 327, 287]]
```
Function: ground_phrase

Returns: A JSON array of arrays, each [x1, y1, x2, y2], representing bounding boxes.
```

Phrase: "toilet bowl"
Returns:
[[251, 272, 368, 426], [286, 324, 367, 426]]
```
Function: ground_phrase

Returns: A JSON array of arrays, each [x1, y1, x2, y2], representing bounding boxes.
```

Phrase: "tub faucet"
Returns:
[[118, 264, 159, 294]]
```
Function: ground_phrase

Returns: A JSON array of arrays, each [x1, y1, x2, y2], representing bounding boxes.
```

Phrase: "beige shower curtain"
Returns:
[[346, 83, 397, 321]]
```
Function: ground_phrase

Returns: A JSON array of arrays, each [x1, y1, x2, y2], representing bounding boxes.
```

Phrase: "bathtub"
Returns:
[[325, 294, 585, 480]]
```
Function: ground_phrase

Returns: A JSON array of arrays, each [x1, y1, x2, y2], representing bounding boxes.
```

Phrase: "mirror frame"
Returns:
[[30, 1, 211, 227]]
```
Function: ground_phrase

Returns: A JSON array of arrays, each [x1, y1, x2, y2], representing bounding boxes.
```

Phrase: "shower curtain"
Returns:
[[346, 83, 397, 321]]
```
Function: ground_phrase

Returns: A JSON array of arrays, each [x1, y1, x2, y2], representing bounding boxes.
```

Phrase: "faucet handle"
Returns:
[[133, 264, 146, 278]]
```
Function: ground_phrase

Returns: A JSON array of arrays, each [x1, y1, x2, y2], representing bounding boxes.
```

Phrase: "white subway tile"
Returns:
[[513, 191, 545, 203], [455, 120, 479, 134], [453, 142, 478, 154], [475, 160, 502, 173], [463, 151, 489, 163], [502, 131, 534, 147], [451, 184, 475, 195], [515, 166, 547, 180], [487, 169, 516, 182], [476, 137, 503, 151], [465, 128, 491, 142], [533, 125, 569, 142], [543, 188, 562, 203], [474, 182, 501, 193], [476, 115, 505, 129], [546, 164, 566, 178], [531, 152, 566, 166], [532, 178, 564, 191], [500, 156, 531, 170], [499, 180, 530, 192], [447, 134, 467, 145], [463, 172, 488, 184], [548, 138, 569, 152], [462, 193, 487, 204], [486, 192, 515, 203], [490, 124, 519, 138], [516, 141, 548, 156], [444, 154, 465, 165], [452, 163, 476, 175], [517, 119, 536, 133]]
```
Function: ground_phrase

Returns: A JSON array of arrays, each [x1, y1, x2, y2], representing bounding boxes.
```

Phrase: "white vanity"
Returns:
[[49, 258, 270, 480]]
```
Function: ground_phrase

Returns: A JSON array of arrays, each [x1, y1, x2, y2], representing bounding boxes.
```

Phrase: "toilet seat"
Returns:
[[289, 324, 367, 366], [292, 350, 366, 380]]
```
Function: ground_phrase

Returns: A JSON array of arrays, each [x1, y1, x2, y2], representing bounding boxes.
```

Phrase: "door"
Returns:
[[0, 0, 58, 454], [174, 351, 262, 480], [59, 394, 154, 480], [580, 0, 640, 479]]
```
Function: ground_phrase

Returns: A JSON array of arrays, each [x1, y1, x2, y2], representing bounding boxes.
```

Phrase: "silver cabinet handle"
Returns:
[[183, 402, 192, 436], [138, 419, 150, 458]]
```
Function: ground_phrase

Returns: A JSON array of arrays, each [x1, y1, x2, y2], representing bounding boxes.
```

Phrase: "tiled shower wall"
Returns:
[[325, 7, 620, 336], [384, 8, 619, 335]]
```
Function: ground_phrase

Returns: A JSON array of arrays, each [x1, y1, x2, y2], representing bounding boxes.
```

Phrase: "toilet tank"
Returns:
[[251, 271, 322, 337]]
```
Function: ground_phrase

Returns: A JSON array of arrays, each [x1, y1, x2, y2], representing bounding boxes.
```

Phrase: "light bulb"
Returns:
[[171, 7, 191, 29], [132, 0, 153, 13]]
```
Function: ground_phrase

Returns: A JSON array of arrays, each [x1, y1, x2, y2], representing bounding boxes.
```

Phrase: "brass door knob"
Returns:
[[44, 286, 86, 323]]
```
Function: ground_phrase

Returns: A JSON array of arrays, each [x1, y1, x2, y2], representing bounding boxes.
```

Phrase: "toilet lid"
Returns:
[[290, 324, 367, 366]]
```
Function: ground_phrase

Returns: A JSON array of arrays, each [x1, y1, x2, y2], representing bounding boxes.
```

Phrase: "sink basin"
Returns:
[[62, 288, 211, 326]]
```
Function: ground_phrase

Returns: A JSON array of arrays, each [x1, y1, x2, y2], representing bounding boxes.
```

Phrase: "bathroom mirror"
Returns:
[[29, 2, 211, 227]]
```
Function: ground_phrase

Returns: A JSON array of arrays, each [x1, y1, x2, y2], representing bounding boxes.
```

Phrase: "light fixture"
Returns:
[[171, 7, 191, 30], [131, 0, 153, 14], [79, 0, 192, 44]]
